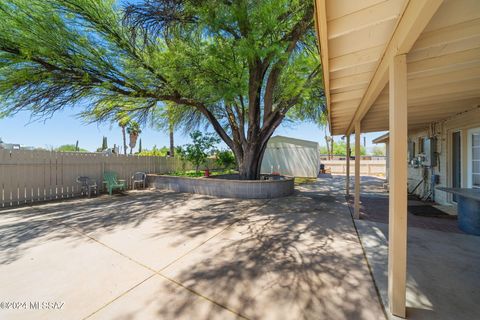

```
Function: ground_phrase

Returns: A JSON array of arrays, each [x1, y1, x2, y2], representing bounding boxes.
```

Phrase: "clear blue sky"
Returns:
[[0, 0, 386, 152], [0, 109, 386, 152]]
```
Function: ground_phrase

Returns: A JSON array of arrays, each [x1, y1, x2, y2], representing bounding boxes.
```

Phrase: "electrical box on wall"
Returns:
[[420, 137, 437, 167]]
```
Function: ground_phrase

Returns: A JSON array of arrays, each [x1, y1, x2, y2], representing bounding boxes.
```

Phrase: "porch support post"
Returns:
[[388, 54, 408, 318], [346, 134, 350, 195], [354, 122, 361, 219]]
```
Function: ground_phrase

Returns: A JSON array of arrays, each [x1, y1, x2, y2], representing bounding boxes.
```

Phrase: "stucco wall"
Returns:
[[406, 107, 480, 205], [406, 129, 446, 203]]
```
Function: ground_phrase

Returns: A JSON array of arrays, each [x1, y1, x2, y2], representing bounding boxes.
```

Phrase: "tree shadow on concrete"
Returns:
[[151, 189, 385, 319], [0, 181, 385, 319], [0, 190, 252, 265]]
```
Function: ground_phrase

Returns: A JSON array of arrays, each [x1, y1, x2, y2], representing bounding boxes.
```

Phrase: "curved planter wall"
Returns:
[[147, 174, 294, 199]]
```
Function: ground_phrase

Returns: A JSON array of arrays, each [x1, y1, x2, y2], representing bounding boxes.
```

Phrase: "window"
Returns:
[[468, 128, 480, 189]]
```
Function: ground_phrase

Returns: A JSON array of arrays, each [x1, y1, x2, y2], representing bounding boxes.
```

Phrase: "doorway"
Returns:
[[452, 131, 461, 202]]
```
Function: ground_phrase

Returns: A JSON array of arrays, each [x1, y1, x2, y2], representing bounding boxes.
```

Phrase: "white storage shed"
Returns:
[[261, 136, 321, 177]]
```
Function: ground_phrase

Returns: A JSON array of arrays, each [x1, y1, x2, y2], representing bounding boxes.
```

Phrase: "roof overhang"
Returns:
[[372, 133, 389, 144], [314, 0, 480, 135]]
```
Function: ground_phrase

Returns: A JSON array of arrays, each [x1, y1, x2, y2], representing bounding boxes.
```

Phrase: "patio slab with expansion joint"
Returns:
[[0, 182, 384, 320]]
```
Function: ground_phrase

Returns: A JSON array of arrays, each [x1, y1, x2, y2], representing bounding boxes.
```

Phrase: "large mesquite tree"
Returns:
[[0, 0, 325, 179]]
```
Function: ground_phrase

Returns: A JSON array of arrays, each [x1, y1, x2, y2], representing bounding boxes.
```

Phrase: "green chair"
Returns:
[[103, 171, 126, 195]]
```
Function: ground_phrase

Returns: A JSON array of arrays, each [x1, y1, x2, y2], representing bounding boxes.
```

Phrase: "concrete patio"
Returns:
[[0, 179, 384, 320], [348, 176, 480, 320]]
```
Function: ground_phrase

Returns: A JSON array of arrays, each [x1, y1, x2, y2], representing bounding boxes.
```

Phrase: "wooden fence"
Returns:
[[322, 160, 386, 176], [0, 150, 217, 208]]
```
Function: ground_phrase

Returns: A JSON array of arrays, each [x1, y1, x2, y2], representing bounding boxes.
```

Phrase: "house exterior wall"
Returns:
[[406, 107, 480, 206], [406, 129, 442, 203]]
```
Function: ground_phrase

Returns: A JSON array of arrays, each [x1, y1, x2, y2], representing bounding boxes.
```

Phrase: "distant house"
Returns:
[[261, 136, 321, 178], [0, 138, 20, 150]]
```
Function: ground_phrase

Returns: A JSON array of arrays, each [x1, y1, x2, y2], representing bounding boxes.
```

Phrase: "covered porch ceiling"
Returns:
[[314, 0, 480, 135]]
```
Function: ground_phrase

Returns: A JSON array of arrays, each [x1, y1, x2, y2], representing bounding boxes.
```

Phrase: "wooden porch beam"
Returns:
[[346, 0, 444, 136], [314, 0, 333, 135], [346, 134, 350, 196], [354, 122, 361, 219], [388, 54, 408, 318]]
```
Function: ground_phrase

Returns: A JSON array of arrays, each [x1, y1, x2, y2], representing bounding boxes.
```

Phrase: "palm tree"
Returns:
[[117, 114, 131, 155], [127, 121, 142, 154], [168, 122, 174, 157], [150, 103, 176, 157]]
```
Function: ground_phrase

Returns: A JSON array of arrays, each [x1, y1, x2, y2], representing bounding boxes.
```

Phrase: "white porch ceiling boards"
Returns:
[[316, 0, 407, 135], [315, 0, 480, 135]]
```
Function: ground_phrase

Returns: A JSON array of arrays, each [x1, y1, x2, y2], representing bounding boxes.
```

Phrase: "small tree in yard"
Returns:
[[176, 131, 219, 173], [216, 150, 236, 170]]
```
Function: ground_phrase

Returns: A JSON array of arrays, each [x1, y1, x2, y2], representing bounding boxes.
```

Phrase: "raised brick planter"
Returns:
[[147, 174, 294, 199]]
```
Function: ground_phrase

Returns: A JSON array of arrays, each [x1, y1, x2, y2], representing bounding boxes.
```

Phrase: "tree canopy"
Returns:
[[137, 145, 170, 157], [371, 145, 386, 156], [55, 144, 88, 152], [0, 0, 325, 179], [320, 141, 366, 157]]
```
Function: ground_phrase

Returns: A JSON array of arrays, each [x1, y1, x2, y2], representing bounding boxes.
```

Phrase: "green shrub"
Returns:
[[215, 150, 236, 169], [137, 146, 169, 156], [55, 144, 88, 152]]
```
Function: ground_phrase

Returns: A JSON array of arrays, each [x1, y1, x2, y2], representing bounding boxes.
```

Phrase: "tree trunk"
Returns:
[[169, 124, 174, 157], [121, 126, 127, 155], [330, 139, 334, 160], [236, 142, 268, 180], [129, 133, 138, 155]]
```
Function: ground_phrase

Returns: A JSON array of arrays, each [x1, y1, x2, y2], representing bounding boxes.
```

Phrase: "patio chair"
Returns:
[[76, 176, 98, 198], [103, 171, 126, 195], [132, 172, 147, 189]]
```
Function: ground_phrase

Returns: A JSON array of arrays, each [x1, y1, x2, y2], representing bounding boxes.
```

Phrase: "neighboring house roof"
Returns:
[[372, 133, 389, 144], [0, 141, 21, 150], [1, 144, 21, 149], [268, 136, 320, 149]]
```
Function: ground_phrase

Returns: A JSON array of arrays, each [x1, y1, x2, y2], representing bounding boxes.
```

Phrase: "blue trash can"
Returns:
[[457, 195, 480, 236]]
